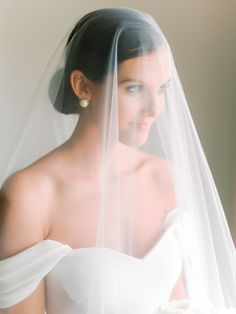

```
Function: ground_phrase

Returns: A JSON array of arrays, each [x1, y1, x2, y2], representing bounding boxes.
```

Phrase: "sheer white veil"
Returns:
[[0, 7, 236, 312]]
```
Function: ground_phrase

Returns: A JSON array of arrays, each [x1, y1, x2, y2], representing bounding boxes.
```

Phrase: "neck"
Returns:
[[61, 113, 128, 176]]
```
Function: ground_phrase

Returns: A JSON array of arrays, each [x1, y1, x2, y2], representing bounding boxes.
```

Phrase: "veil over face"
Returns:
[[0, 7, 236, 313]]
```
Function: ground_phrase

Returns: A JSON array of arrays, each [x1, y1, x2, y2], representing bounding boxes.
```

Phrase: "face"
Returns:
[[117, 46, 171, 146]]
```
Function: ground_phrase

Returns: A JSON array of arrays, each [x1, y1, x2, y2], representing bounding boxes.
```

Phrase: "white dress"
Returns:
[[0, 208, 183, 314]]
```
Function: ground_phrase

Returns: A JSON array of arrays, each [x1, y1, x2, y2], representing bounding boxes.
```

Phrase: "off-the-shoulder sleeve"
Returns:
[[0, 240, 71, 308]]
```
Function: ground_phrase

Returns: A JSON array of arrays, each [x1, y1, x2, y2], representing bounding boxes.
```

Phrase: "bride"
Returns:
[[0, 7, 235, 314]]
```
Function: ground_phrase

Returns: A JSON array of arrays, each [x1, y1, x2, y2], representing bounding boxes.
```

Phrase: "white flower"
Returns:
[[153, 299, 221, 314]]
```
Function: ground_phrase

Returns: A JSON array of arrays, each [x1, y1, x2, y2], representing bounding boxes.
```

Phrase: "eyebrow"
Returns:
[[160, 78, 171, 89], [118, 78, 172, 89]]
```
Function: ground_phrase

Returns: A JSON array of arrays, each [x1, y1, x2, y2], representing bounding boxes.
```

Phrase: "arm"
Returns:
[[0, 280, 46, 314], [0, 171, 51, 313]]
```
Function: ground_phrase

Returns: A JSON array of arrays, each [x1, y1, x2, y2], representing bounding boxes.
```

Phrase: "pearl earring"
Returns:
[[79, 98, 90, 108]]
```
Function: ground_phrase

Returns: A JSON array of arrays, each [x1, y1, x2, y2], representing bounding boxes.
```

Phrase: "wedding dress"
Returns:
[[1, 7, 236, 313], [0, 208, 183, 313]]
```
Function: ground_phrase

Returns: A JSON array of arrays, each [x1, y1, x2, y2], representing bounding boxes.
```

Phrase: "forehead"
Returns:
[[118, 46, 171, 84]]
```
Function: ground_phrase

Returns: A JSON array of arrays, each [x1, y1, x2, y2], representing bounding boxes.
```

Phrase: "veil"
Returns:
[[0, 7, 236, 313]]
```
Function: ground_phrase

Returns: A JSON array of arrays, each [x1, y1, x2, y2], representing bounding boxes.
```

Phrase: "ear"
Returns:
[[70, 70, 91, 100]]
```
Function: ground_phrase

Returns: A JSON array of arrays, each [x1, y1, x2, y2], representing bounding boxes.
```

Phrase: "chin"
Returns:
[[119, 134, 148, 147], [119, 126, 151, 147]]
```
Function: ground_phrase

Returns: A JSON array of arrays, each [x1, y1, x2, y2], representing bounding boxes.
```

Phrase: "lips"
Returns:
[[130, 120, 153, 128]]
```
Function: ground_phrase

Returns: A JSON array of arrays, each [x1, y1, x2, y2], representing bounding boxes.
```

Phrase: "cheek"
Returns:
[[154, 93, 166, 115], [118, 94, 142, 121]]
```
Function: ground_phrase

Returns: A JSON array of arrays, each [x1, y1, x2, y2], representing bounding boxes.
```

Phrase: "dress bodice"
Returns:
[[0, 207, 184, 314]]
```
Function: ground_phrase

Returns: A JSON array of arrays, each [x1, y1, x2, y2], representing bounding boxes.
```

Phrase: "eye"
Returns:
[[125, 85, 143, 94]]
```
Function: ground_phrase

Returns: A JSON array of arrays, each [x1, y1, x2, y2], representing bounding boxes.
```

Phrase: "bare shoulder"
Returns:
[[0, 165, 55, 259], [152, 156, 176, 213], [134, 149, 174, 180], [141, 153, 176, 212], [0, 158, 61, 311], [149, 155, 174, 184], [1, 164, 55, 200]]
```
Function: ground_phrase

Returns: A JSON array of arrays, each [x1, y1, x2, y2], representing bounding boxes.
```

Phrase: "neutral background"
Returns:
[[0, 0, 235, 239]]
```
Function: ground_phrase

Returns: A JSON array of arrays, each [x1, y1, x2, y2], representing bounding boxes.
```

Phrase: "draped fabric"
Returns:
[[0, 208, 182, 313]]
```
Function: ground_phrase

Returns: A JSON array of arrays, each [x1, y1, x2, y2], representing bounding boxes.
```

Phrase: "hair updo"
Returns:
[[49, 8, 164, 114]]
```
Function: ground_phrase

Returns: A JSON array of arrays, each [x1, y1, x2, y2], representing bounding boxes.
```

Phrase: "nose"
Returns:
[[141, 92, 165, 118]]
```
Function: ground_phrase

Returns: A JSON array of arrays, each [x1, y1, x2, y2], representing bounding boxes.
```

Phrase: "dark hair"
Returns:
[[49, 8, 163, 114]]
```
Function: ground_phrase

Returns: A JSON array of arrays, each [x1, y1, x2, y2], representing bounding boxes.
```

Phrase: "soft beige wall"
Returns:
[[1, 0, 235, 230]]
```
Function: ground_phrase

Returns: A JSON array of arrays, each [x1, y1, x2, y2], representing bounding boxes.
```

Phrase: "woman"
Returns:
[[0, 7, 236, 314]]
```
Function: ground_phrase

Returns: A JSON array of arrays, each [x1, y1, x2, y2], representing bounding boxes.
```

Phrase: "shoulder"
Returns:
[[149, 155, 174, 185], [135, 150, 174, 182], [1, 165, 56, 209], [1, 144, 66, 203], [125, 147, 175, 189], [152, 156, 176, 211], [143, 154, 177, 212], [0, 167, 55, 259]]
